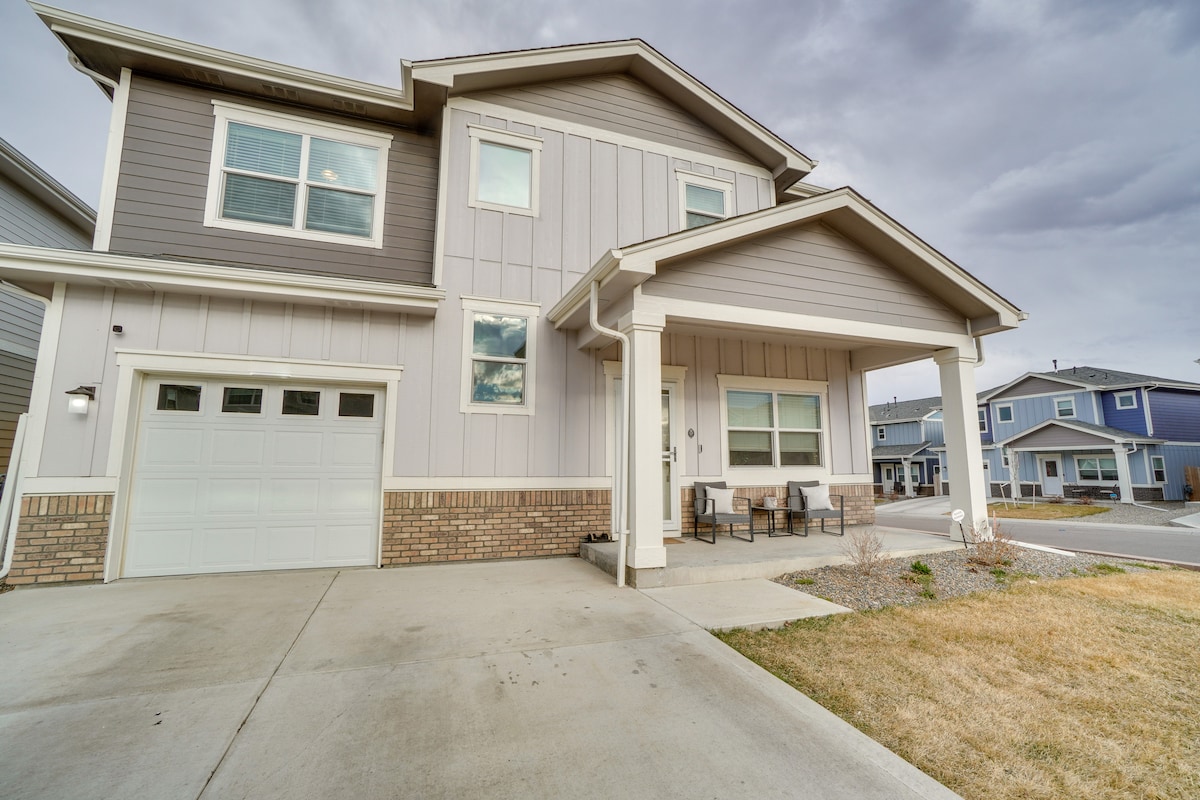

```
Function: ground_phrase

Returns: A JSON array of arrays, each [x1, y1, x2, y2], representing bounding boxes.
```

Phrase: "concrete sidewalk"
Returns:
[[0, 559, 960, 799]]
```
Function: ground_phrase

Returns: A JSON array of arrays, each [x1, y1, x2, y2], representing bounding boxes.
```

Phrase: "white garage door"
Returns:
[[123, 377, 383, 577]]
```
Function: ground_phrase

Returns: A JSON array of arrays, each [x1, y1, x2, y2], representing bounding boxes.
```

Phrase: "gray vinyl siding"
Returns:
[[989, 376, 1079, 401], [466, 74, 753, 163], [0, 350, 35, 473], [1011, 426, 1115, 449], [0, 176, 91, 250], [642, 222, 966, 334], [107, 75, 438, 285], [0, 291, 43, 359]]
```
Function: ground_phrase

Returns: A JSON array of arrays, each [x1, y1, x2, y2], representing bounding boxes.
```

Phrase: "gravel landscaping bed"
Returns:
[[775, 545, 1167, 611]]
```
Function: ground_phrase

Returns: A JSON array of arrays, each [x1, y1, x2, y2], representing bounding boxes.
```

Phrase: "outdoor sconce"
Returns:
[[65, 385, 96, 415]]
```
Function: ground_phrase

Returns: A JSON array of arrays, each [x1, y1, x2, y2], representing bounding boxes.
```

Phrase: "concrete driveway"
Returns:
[[0, 559, 958, 799]]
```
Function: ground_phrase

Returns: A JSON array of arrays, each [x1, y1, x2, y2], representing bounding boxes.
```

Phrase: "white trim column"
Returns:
[[619, 309, 667, 571], [935, 347, 989, 540], [901, 458, 914, 497], [1113, 446, 1134, 504]]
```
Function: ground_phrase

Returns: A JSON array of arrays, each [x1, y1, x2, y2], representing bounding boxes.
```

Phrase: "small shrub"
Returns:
[[1129, 562, 1162, 571], [910, 560, 932, 575], [795, 577, 816, 585], [967, 522, 1019, 568], [991, 568, 1008, 580], [1048, 495, 1065, 504], [840, 526, 886, 577], [918, 588, 937, 600], [1090, 563, 1126, 575], [1076, 495, 1094, 506]]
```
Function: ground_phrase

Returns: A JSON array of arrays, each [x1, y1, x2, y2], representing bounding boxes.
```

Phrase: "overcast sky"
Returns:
[[2, 0, 1197, 403]]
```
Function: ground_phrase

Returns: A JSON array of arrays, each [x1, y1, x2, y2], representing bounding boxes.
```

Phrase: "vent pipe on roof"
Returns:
[[1053, 359, 1058, 371]]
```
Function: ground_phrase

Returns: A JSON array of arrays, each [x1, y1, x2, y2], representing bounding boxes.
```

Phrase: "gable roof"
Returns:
[[0, 136, 95, 236], [981, 365, 1200, 401], [995, 418, 1162, 448], [869, 396, 942, 424], [549, 187, 1025, 337], [412, 40, 816, 195]]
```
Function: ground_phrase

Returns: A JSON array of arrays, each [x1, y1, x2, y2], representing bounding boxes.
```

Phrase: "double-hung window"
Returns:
[[723, 381, 824, 468], [676, 169, 732, 230], [1115, 391, 1138, 409], [1076, 456, 1118, 482], [468, 125, 542, 216], [1151, 455, 1167, 483], [876, 426, 886, 441], [978, 407, 988, 433], [1054, 397, 1077, 419], [205, 102, 392, 247], [461, 297, 540, 414]]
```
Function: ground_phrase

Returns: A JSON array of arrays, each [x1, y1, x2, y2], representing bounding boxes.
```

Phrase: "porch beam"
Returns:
[[619, 309, 668, 572], [850, 345, 936, 372], [935, 346, 989, 540]]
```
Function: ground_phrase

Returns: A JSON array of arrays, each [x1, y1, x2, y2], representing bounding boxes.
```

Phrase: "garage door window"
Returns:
[[157, 384, 201, 412], [282, 390, 320, 415], [222, 387, 263, 413], [338, 392, 375, 418]]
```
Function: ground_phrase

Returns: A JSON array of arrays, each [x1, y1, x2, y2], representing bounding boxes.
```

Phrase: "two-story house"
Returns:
[[0, 137, 95, 479], [0, 4, 1023, 587], [869, 396, 944, 496]]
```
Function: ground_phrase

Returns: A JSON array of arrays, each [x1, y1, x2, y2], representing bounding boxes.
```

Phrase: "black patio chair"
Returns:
[[692, 481, 755, 543]]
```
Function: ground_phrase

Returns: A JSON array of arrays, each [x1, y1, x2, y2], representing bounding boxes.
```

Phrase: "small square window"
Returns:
[[282, 390, 320, 416], [1055, 397, 1076, 419], [1115, 391, 1138, 409], [676, 169, 732, 230], [996, 404, 1013, 423], [157, 384, 201, 412], [468, 126, 542, 216], [221, 387, 263, 414], [338, 393, 375, 418]]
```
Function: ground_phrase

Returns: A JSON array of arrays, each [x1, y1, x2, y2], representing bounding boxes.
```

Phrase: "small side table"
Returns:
[[750, 505, 793, 537]]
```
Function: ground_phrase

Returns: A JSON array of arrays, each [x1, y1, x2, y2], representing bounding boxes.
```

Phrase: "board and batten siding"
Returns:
[[37, 284, 407, 479], [465, 74, 753, 164], [107, 75, 438, 285], [642, 222, 966, 334]]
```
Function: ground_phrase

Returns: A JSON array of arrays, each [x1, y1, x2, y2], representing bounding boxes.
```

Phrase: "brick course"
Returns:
[[7, 495, 112, 585], [679, 483, 875, 535], [381, 489, 610, 565]]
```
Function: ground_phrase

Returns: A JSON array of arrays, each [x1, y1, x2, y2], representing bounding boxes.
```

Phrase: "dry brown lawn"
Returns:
[[718, 570, 1200, 800], [989, 503, 1111, 520]]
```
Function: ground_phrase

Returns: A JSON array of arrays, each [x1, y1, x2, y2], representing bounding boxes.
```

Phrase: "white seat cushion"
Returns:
[[707, 487, 735, 515], [800, 484, 834, 511]]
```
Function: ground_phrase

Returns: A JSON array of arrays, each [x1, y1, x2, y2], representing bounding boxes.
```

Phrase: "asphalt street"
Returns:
[[877, 509, 1200, 568]]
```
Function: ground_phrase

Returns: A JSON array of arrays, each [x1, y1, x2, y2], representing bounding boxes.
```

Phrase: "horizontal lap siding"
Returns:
[[107, 76, 437, 285], [1011, 426, 1114, 448], [643, 222, 965, 334], [468, 74, 751, 162], [0, 351, 34, 472], [1148, 389, 1200, 441], [0, 177, 92, 250]]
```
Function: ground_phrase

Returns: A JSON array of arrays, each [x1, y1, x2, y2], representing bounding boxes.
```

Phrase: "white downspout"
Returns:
[[588, 281, 631, 587], [68, 54, 119, 92]]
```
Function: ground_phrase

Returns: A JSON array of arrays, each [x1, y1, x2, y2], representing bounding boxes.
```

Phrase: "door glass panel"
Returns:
[[157, 384, 201, 412], [661, 390, 671, 453], [1045, 461, 1058, 477], [221, 387, 263, 414], [662, 460, 672, 521], [282, 390, 320, 416]]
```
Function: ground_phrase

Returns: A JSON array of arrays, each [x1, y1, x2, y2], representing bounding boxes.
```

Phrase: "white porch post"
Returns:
[[1113, 446, 1134, 504], [901, 458, 914, 497], [619, 310, 667, 571], [935, 347, 989, 540]]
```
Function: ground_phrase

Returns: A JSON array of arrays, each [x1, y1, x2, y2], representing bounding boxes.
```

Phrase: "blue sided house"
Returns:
[[869, 396, 945, 497], [955, 366, 1200, 502]]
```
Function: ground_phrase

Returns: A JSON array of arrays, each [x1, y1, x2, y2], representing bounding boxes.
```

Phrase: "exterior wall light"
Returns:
[[66, 386, 96, 415]]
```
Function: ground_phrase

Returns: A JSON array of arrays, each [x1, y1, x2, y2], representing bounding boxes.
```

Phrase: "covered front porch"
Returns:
[[549, 189, 1024, 587]]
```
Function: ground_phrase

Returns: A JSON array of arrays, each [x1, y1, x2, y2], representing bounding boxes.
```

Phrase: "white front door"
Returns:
[[882, 466, 895, 494], [1039, 455, 1064, 497], [123, 377, 383, 577], [661, 384, 680, 531]]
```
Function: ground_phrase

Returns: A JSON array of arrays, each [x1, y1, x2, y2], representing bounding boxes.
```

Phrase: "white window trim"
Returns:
[[716, 374, 829, 481], [467, 124, 542, 217], [1114, 390, 1138, 410], [1151, 455, 1167, 483], [460, 296, 541, 415], [1074, 455, 1119, 483], [978, 406, 988, 434], [995, 403, 1014, 423], [1054, 396, 1077, 419], [876, 426, 886, 441], [676, 168, 733, 230], [204, 100, 392, 248]]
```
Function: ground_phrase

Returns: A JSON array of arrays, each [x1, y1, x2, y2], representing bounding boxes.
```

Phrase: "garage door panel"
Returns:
[[211, 429, 266, 466], [140, 427, 205, 467], [125, 378, 383, 578], [197, 527, 257, 568], [207, 479, 262, 514]]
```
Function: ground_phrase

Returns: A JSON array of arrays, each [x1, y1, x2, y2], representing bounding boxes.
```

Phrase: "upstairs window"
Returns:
[[676, 169, 732, 230], [1151, 455, 1167, 483], [205, 102, 391, 247], [978, 407, 988, 433], [996, 404, 1014, 423], [876, 426, 886, 441], [1115, 391, 1138, 409], [468, 125, 542, 216], [1054, 397, 1077, 419]]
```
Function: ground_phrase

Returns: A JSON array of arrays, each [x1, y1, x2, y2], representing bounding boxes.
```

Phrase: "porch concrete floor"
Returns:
[[580, 524, 962, 587]]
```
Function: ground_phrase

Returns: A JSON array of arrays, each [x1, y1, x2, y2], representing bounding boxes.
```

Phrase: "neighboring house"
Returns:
[[0, 4, 1022, 586], [0, 137, 95, 479], [903, 366, 1200, 503], [869, 396, 944, 496]]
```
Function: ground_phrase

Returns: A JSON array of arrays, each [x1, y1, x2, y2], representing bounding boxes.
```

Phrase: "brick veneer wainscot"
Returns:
[[7, 494, 112, 585], [381, 489, 611, 565], [680, 483, 875, 535]]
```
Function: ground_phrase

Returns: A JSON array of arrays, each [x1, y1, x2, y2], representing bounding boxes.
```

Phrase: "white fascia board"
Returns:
[[383, 476, 612, 491], [979, 372, 1094, 401], [995, 419, 1160, 448], [547, 250, 624, 327], [33, 2, 412, 111], [0, 243, 444, 314]]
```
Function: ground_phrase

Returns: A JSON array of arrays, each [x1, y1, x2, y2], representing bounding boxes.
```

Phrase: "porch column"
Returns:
[[1113, 446, 1134, 504], [935, 347, 989, 540], [619, 310, 667, 571], [901, 458, 914, 497]]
